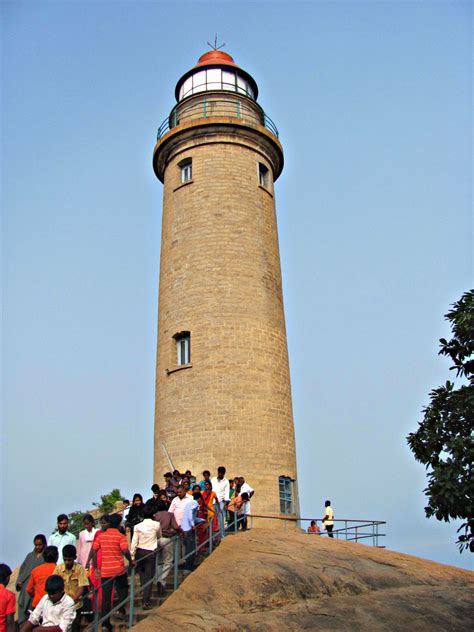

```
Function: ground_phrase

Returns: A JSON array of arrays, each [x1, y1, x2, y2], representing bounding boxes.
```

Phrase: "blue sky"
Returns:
[[1, 1, 472, 571]]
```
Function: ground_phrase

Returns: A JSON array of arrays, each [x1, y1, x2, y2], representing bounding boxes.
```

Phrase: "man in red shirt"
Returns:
[[26, 547, 59, 608], [91, 514, 134, 631], [0, 564, 16, 632]]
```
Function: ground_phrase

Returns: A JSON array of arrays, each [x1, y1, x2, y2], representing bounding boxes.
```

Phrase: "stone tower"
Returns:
[[152, 49, 299, 518]]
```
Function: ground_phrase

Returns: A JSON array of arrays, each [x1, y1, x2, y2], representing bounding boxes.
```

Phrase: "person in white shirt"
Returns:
[[22, 575, 75, 632], [211, 466, 230, 537], [122, 499, 131, 523], [168, 486, 193, 527], [130, 507, 162, 609], [322, 500, 334, 538], [238, 477, 254, 499], [76, 514, 98, 568]]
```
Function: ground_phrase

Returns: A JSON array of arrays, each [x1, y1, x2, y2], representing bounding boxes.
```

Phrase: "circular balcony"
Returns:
[[157, 95, 279, 140]]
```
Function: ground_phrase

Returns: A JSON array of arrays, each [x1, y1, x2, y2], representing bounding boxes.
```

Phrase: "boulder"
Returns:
[[134, 528, 474, 631]]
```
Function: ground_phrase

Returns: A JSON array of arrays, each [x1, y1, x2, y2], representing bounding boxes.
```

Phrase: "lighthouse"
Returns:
[[152, 48, 299, 519]]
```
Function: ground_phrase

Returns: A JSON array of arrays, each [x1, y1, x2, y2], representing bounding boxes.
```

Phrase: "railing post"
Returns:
[[93, 588, 99, 632], [128, 566, 135, 629], [173, 536, 180, 591], [345, 520, 348, 540], [154, 544, 160, 584], [222, 504, 226, 539], [233, 508, 237, 533]]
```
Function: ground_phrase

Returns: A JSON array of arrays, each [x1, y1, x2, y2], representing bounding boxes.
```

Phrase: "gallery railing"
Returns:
[[156, 97, 279, 140]]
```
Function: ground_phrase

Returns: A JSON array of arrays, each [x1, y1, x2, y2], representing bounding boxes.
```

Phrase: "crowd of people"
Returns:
[[0, 466, 254, 632]]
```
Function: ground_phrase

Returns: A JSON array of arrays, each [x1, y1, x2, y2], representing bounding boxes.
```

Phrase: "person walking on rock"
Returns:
[[322, 500, 334, 538]]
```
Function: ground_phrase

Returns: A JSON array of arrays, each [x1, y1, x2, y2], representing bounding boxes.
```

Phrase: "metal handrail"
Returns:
[[247, 515, 386, 547], [85, 508, 244, 631], [156, 97, 279, 140], [81, 510, 385, 630]]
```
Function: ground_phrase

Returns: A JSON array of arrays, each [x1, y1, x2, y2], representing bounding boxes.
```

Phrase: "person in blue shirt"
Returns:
[[48, 515, 76, 564], [181, 492, 205, 573]]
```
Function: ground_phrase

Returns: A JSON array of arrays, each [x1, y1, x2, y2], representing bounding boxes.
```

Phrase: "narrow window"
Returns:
[[174, 332, 190, 365], [258, 162, 269, 187], [179, 158, 192, 184], [279, 476, 294, 514]]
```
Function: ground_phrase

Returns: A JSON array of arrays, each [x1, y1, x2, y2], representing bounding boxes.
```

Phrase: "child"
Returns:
[[54, 545, 89, 632], [122, 500, 131, 523], [0, 564, 16, 632], [23, 575, 76, 632], [237, 492, 250, 531], [307, 520, 321, 534], [26, 546, 59, 608]]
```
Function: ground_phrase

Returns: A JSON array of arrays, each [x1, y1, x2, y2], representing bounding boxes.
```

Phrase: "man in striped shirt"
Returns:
[[92, 515, 134, 631]]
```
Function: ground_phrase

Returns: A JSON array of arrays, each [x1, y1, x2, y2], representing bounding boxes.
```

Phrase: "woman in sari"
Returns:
[[196, 492, 209, 547], [202, 480, 219, 535], [226, 493, 244, 532], [16, 534, 47, 624]]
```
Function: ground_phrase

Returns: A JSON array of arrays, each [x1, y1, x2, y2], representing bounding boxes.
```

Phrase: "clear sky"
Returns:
[[1, 1, 472, 571]]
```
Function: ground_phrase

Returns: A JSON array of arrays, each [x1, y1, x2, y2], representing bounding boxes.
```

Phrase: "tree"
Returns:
[[67, 510, 86, 536], [92, 488, 123, 514], [407, 290, 474, 552], [66, 489, 123, 536]]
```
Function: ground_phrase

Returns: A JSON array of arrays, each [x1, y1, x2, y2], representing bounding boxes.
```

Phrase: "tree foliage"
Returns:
[[67, 489, 123, 536], [92, 488, 123, 514], [67, 510, 86, 536], [407, 290, 474, 552]]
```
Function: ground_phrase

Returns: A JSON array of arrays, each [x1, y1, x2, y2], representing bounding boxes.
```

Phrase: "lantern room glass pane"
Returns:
[[222, 70, 236, 91], [193, 71, 206, 88], [182, 77, 193, 99], [207, 68, 221, 83], [237, 75, 247, 95]]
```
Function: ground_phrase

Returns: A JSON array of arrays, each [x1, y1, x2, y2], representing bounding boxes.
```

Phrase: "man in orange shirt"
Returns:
[[0, 564, 16, 632], [92, 514, 134, 632], [27, 547, 59, 608]]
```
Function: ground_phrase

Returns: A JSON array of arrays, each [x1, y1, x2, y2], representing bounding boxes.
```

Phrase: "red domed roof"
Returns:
[[194, 50, 239, 69]]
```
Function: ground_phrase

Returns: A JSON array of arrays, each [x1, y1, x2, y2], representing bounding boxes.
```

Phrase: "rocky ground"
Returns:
[[133, 527, 474, 631]]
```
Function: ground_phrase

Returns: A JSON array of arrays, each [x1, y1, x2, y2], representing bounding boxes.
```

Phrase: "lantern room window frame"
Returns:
[[178, 68, 255, 101]]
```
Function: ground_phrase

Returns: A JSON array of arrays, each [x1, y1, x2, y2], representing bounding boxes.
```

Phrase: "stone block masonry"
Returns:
[[152, 54, 299, 519]]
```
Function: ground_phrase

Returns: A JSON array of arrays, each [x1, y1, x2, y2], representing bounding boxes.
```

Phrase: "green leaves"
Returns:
[[407, 289, 474, 553], [92, 488, 123, 514]]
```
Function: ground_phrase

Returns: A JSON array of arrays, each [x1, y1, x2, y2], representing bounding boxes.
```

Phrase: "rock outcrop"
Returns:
[[134, 528, 473, 631]]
